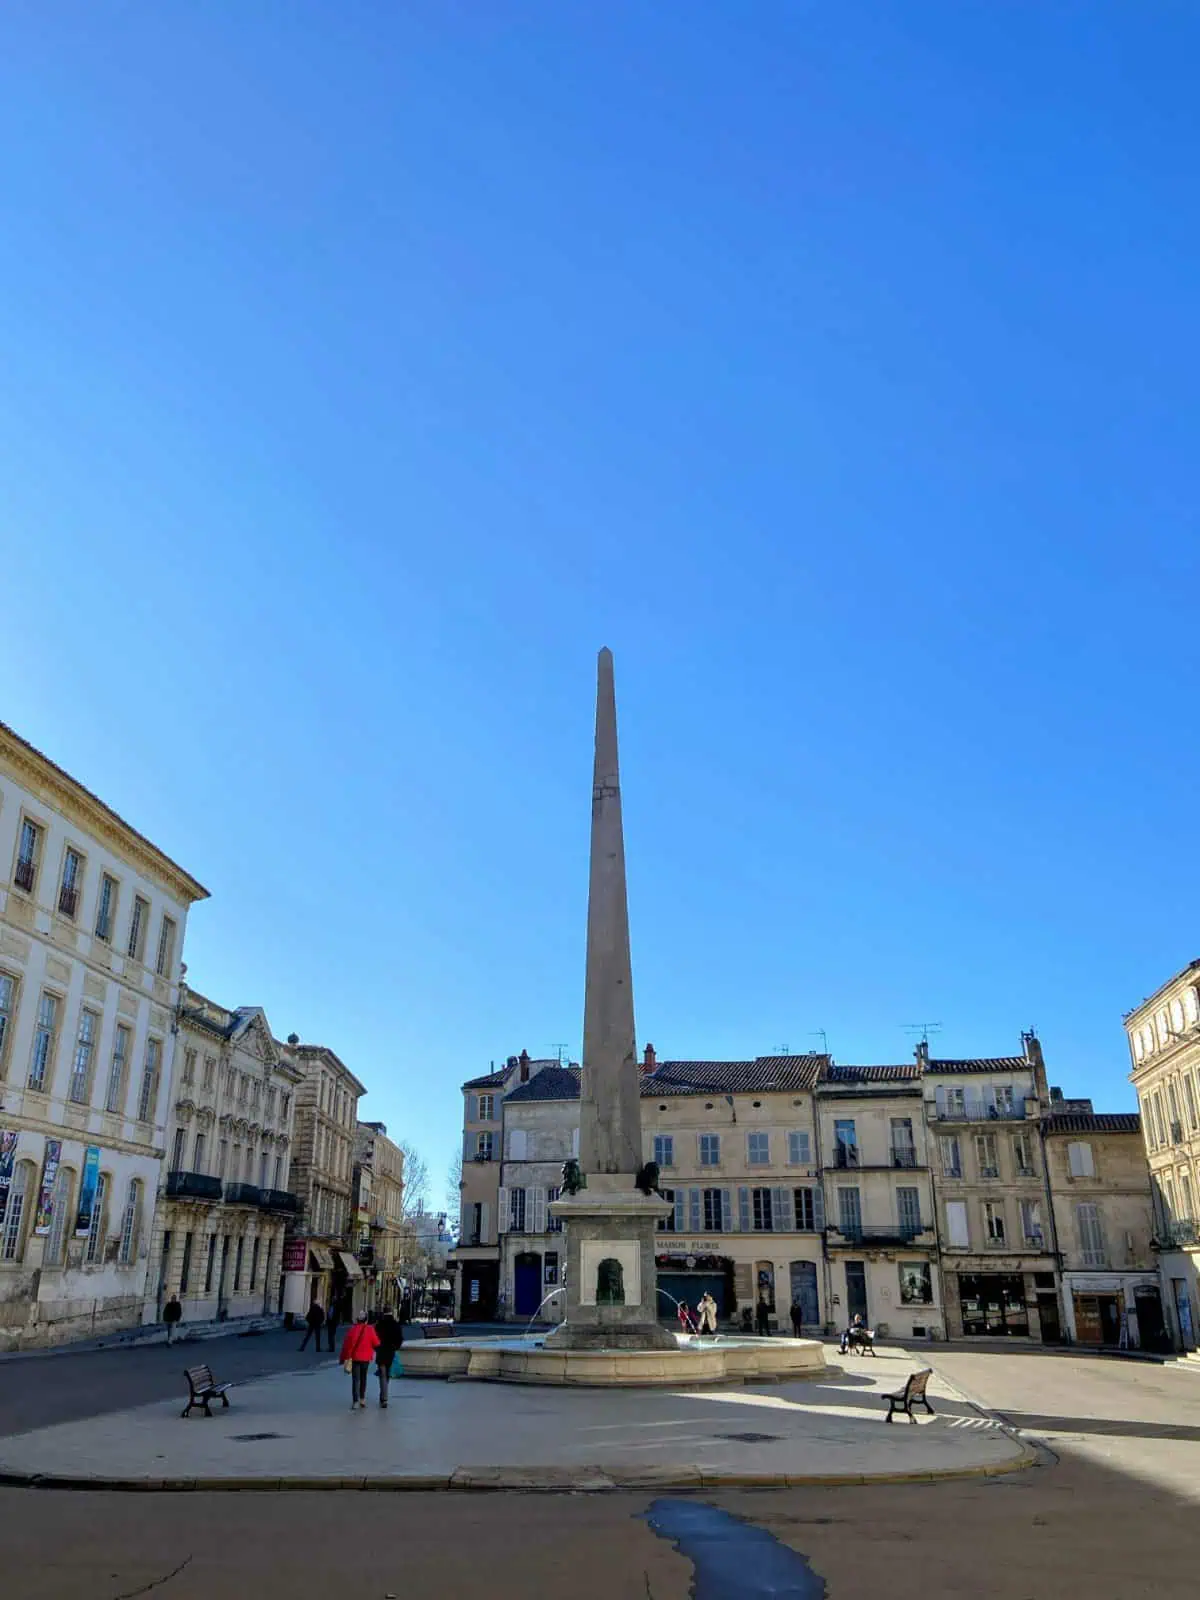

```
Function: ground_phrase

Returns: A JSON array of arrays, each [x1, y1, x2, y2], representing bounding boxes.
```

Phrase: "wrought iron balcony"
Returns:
[[827, 1221, 931, 1245], [931, 1096, 1027, 1122], [258, 1188, 301, 1213], [833, 1146, 860, 1169], [13, 858, 36, 893], [165, 1170, 223, 1202], [57, 883, 79, 918], [890, 1147, 919, 1169], [1154, 1218, 1198, 1248], [224, 1182, 263, 1206]]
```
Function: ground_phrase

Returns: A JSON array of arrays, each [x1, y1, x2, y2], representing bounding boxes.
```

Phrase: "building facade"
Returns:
[[496, 1067, 579, 1323], [280, 1041, 366, 1319], [924, 1036, 1059, 1340], [0, 721, 208, 1349], [1041, 1101, 1162, 1350], [353, 1120, 406, 1311], [1125, 960, 1200, 1349], [816, 1063, 943, 1340], [151, 989, 300, 1324]]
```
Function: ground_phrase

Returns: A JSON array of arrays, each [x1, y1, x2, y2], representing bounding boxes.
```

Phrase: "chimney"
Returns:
[[519, 1048, 531, 1083], [643, 1043, 657, 1073]]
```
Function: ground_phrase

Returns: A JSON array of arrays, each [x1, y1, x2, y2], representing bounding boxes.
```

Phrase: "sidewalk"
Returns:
[[0, 1314, 282, 1363], [0, 1346, 1033, 1490]]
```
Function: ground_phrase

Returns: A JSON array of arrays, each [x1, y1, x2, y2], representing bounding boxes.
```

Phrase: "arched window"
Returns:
[[119, 1179, 141, 1265], [44, 1166, 76, 1266], [85, 1173, 109, 1264], [1171, 999, 1185, 1034], [1, 1160, 34, 1261], [1134, 1032, 1145, 1062]]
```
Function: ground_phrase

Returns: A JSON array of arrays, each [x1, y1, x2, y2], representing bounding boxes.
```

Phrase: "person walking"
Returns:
[[325, 1292, 343, 1353], [698, 1292, 719, 1335], [789, 1297, 804, 1338], [339, 1312, 380, 1410], [755, 1294, 771, 1336], [163, 1294, 182, 1345], [374, 1308, 404, 1408], [299, 1297, 325, 1352]]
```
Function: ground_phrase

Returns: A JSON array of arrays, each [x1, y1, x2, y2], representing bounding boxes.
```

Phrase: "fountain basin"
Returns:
[[401, 1332, 827, 1387]]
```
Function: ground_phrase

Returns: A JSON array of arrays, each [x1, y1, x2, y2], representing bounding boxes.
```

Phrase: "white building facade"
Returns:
[[0, 721, 207, 1349]]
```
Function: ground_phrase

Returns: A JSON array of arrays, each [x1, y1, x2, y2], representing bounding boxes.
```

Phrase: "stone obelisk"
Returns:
[[546, 649, 675, 1351]]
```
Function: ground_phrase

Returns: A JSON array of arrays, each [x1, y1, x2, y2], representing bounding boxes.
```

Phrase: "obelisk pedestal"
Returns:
[[546, 649, 675, 1352]]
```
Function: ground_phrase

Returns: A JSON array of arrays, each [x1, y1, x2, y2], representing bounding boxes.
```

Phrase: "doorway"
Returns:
[[1134, 1286, 1168, 1353], [461, 1262, 499, 1321], [513, 1252, 543, 1318], [1036, 1292, 1061, 1344], [844, 1260, 868, 1322], [789, 1261, 819, 1327]]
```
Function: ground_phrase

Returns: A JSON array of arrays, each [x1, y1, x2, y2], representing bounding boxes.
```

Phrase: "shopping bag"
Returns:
[[390, 1353, 403, 1378], [343, 1359, 354, 1374]]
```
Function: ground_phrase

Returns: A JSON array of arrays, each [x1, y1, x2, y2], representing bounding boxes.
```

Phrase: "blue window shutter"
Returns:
[[773, 1186, 794, 1232], [738, 1186, 751, 1231], [469, 1095, 479, 1123], [674, 1190, 685, 1232], [813, 1186, 825, 1231], [935, 1085, 946, 1117], [722, 1188, 733, 1232], [689, 1188, 701, 1232]]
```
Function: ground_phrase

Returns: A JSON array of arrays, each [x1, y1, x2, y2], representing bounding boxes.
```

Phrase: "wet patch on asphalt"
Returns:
[[645, 1498, 827, 1598]]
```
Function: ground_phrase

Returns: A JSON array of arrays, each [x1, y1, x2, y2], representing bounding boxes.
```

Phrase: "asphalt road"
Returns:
[[0, 1329, 334, 1438]]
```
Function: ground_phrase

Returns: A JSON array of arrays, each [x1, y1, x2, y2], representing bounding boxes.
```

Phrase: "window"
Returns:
[[899, 1261, 933, 1304], [657, 1188, 676, 1232], [940, 1136, 963, 1178], [273, 1155, 283, 1189], [68, 1009, 99, 1104], [478, 1093, 495, 1121], [127, 895, 149, 962], [138, 1037, 162, 1122], [793, 1187, 819, 1230], [983, 1201, 1006, 1245], [476, 1131, 494, 1160], [27, 991, 60, 1093], [85, 1173, 108, 1264], [237, 1073, 247, 1104], [119, 1180, 140, 1264], [250, 1237, 260, 1290], [15, 819, 41, 893], [752, 1188, 774, 1231], [747, 1132, 770, 1166], [1020, 1198, 1044, 1247], [232, 1145, 242, 1183], [944, 1085, 965, 1118], [974, 1133, 999, 1179], [1165, 1178, 1177, 1219], [992, 1084, 1016, 1116], [833, 1120, 858, 1168], [890, 1118, 917, 1168], [259, 1150, 268, 1188], [1067, 1142, 1095, 1178], [1076, 1202, 1106, 1267], [44, 1166, 73, 1266], [234, 1238, 244, 1291], [699, 1133, 721, 1167], [250, 1081, 260, 1112], [179, 1230, 193, 1295], [544, 1250, 559, 1285], [787, 1131, 811, 1166], [266, 1088, 276, 1120], [204, 1234, 218, 1293], [171, 1127, 186, 1170], [508, 1129, 528, 1160], [897, 1186, 921, 1236], [154, 916, 177, 978], [58, 847, 83, 919], [193, 1131, 206, 1172], [1012, 1133, 1035, 1177], [105, 1024, 130, 1113], [945, 1199, 969, 1248], [0, 971, 15, 1078], [1185, 1076, 1199, 1133], [1, 1162, 30, 1260], [508, 1188, 526, 1232], [1172, 998, 1186, 1033], [546, 1187, 562, 1233], [837, 1187, 861, 1236], [1154, 1093, 1168, 1147], [703, 1188, 727, 1231], [653, 1134, 674, 1169], [181, 1049, 196, 1086], [94, 873, 118, 942]]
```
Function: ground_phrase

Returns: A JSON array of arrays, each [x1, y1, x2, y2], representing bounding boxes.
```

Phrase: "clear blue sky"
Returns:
[[3, 5, 1197, 1191]]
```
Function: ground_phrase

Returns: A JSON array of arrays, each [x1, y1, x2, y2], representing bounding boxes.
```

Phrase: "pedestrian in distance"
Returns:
[[163, 1294, 183, 1345], [676, 1300, 696, 1336], [790, 1297, 804, 1338], [756, 1294, 771, 1337], [299, 1298, 325, 1352], [325, 1293, 343, 1353], [340, 1311, 380, 1410], [374, 1307, 404, 1408], [698, 1292, 719, 1335]]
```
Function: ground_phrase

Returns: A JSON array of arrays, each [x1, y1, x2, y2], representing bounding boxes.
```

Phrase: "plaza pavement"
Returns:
[[0, 1344, 1030, 1490]]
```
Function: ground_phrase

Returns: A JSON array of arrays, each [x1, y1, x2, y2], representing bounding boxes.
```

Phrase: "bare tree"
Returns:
[[397, 1141, 429, 1222], [446, 1146, 463, 1233]]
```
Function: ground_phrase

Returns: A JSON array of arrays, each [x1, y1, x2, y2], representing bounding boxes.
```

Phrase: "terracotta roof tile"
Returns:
[[1043, 1112, 1141, 1136]]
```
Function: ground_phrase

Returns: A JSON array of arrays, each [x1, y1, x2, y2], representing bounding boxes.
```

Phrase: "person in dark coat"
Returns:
[[374, 1309, 404, 1408], [789, 1297, 804, 1338], [326, 1292, 343, 1353], [163, 1294, 183, 1345], [299, 1297, 325, 1352], [755, 1295, 771, 1336]]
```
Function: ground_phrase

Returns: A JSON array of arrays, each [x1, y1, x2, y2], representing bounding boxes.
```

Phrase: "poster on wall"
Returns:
[[0, 1129, 18, 1227], [34, 1139, 62, 1235], [75, 1146, 101, 1236], [282, 1238, 308, 1274]]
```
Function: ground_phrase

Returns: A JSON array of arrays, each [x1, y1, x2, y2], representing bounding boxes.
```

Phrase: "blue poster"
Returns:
[[75, 1145, 101, 1237], [0, 1129, 17, 1228]]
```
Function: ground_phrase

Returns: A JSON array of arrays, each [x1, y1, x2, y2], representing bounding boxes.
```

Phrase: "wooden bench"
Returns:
[[181, 1364, 233, 1418], [884, 1368, 935, 1423]]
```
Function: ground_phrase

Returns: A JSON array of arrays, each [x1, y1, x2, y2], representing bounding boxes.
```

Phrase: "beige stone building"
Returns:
[[816, 1063, 942, 1340], [923, 1036, 1058, 1340], [279, 1040, 366, 1319], [1125, 959, 1200, 1349], [1041, 1100, 1162, 1350], [353, 1119, 406, 1310], [152, 988, 300, 1323], [0, 720, 208, 1349]]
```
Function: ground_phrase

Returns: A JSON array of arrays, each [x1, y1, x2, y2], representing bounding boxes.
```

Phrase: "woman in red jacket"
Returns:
[[339, 1313, 381, 1410]]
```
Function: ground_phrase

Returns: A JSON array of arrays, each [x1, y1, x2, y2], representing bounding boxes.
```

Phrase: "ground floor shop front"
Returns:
[[1060, 1270, 1166, 1351], [943, 1262, 1061, 1341], [281, 1236, 365, 1323], [826, 1250, 943, 1341]]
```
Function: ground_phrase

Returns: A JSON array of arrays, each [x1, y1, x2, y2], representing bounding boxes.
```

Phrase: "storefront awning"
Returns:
[[309, 1245, 336, 1272], [338, 1251, 364, 1279]]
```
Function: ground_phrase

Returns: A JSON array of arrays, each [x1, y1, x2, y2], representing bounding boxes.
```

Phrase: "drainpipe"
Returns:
[[813, 1079, 833, 1335]]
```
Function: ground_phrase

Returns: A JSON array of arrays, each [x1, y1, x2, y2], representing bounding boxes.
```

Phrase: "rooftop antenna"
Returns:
[[810, 1029, 828, 1055], [903, 1022, 943, 1046], [549, 1043, 571, 1067]]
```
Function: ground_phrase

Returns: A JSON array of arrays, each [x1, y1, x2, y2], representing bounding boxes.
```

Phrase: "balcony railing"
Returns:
[[1156, 1218, 1198, 1248], [57, 883, 79, 918], [932, 1097, 1027, 1122], [258, 1188, 301, 1213], [165, 1170, 223, 1201], [890, 1147, 919, 1169], [224, 1182, 263, 1206], [827, 1221, 930, 1244], [834, 1146, 860, 1169], [13, 858, 36, 893]]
